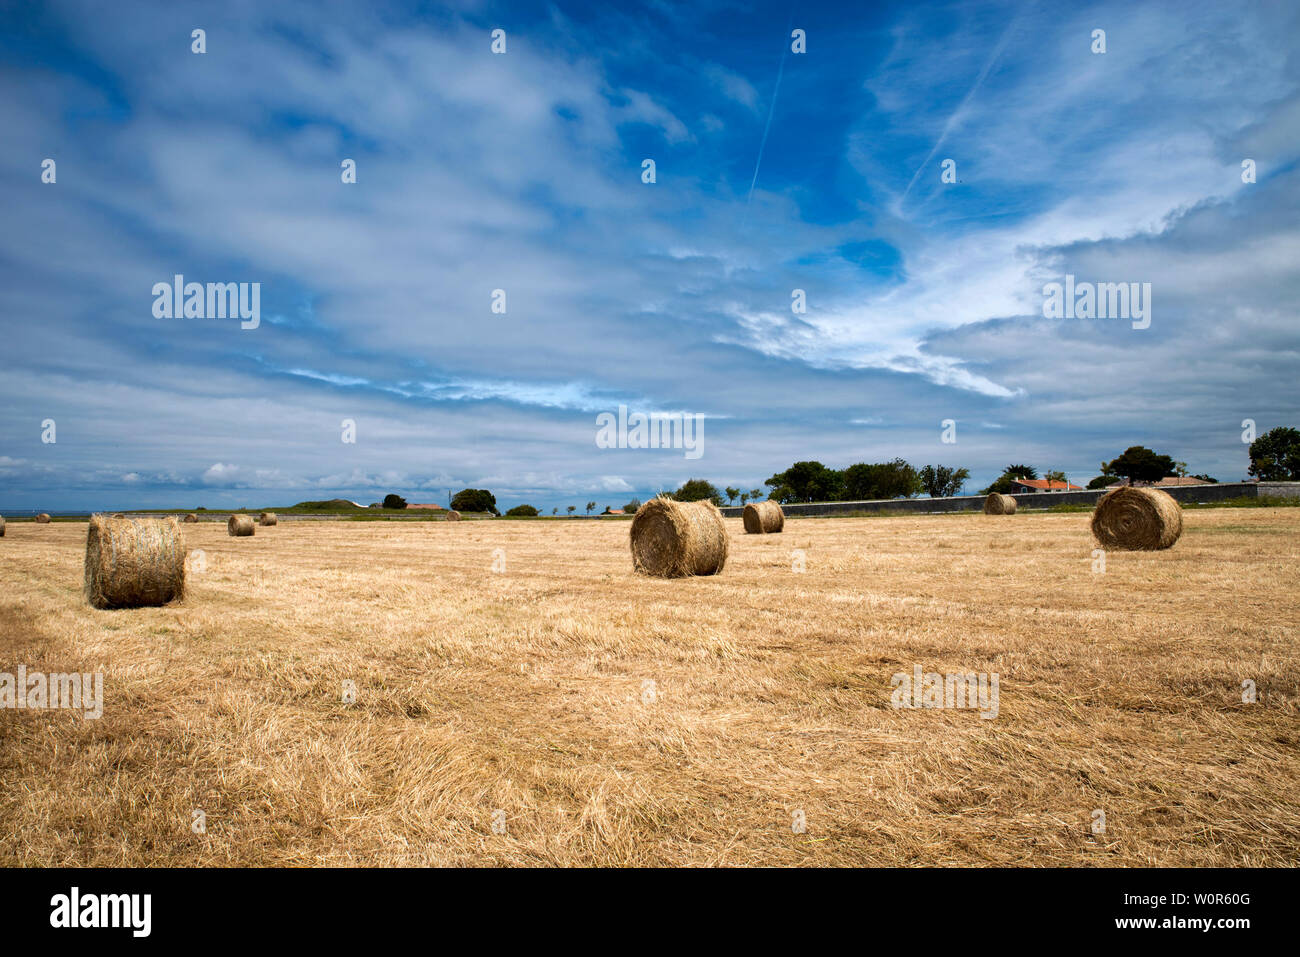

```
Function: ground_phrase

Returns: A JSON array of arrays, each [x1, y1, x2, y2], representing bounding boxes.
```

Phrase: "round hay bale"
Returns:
[[84, 514, 186, 609], [0, 514, 5, 537], [984, 493, 1017, 515], [111, 513, 125, 519], [1091, 486, 1182, 551], [227, 514, 256, 537], [742, 499, 785, 534], [630, 497, 728, 578], [444, 510, 461, 522], [35, 513, 51, 524], [258, 512, 277, 526], [183, 513, 199, 523]]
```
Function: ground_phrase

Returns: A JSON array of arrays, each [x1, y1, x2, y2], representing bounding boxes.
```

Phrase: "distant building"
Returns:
[[603, 508, 625, 516], [1105, 476, 1211, 490], [1010, 478, 1083, 493]]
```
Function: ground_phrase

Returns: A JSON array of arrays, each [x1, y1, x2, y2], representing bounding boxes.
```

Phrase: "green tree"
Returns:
[[671, 479, 724, 506], [1103, 446, 1176, 484], [764, 462, 842, 503], [724, 486, 740, 505], [1248, 426, 1300, 480], [749, 488, 762, 502], [451, 488, 499, 515], [566, 505, 576, 516], [981, 464, 1041, 496], [623, 498, 641, 514], [918, 465, 971, 498], [382, 493, 407, 510], [1044, 470, 1067, 485], [505, 504, 538, 517], [842, 459, 922, 500], [585, 501, 596, 515], [739, 492, 750, 506], [551, 507, 558, 516], [1086, 475, 1114, 490]]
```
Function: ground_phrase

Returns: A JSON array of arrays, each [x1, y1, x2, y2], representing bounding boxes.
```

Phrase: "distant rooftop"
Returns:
[[1011, 478, 1083, 491]]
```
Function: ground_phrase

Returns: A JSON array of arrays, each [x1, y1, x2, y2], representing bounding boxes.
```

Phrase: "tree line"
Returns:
[[370, 426, 1300, 513]]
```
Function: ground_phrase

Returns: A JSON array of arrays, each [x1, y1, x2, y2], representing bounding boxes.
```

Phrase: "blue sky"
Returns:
[[1, 0, 1298, 512]]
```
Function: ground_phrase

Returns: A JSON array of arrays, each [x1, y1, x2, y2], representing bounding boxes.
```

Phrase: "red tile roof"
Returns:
[[1011, 478, 1083, 491]]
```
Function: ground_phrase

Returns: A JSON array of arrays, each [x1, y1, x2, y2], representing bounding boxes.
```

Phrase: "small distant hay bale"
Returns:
[[743, 499, 785, 534], [1091, 486, 1183, 550], [984, 493, 1017, 515], [444, 510, 461, 522], [36, 513, 51, 524], [227, 514, 255, 537], [259, 512, 277, 526], [183, 513, 199, 523], [111, 513, 125, 519], [0, 515, 5, 537], [84, 514, 186, 609], [630, 497, 728, 578]]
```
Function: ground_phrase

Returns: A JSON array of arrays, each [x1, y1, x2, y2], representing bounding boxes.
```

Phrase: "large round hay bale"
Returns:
[[84, 514, 186, 609], [227, 514, 255, 537], [742, 499, 785, 534], [35, 513, 51, 524], [630, 497, 728, 578], [258, 512, 277, 526], [984, 493, 1017, 515], [444, 510, 461, 522], [1091, 486, 1182, 550], [183, 513, 199, 523]]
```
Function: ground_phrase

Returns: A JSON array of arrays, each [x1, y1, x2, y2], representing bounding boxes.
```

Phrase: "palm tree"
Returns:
[[585, 501, 596, 515], [566, 505, 575, 516]]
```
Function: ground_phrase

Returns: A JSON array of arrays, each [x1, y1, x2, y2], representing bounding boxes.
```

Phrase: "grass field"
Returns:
[[2, 508, 1297, 866]]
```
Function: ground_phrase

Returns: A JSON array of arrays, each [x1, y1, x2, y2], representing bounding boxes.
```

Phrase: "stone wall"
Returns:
[[719, 482, 1299, 519]]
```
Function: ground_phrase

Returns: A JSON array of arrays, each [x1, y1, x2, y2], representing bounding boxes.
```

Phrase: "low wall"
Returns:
[[719, 482, 1300, 519]]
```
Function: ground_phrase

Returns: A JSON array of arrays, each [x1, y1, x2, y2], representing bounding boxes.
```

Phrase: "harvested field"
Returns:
[[1, 509, 1297, 866]]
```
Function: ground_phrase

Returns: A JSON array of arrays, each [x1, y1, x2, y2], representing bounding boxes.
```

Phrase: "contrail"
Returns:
[[898, 6, 1026, 208], [746, 48, 787, 204], [746, 10, 796, 205]]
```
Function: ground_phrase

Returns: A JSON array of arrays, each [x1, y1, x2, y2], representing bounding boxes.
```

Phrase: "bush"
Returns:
[[505, 504, 539, 517], [842, 459, 921, 500], [670, 479, 724, 506], [382, 494, 407, 510], [451, 489, 499, 515], [766, 461, 843, 503]]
